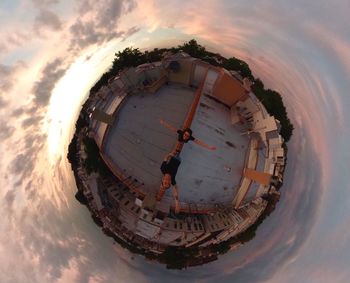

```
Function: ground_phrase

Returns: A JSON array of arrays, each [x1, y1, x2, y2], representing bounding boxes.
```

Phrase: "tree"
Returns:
[[178, 39, 206, 58], [75, 190, 88, 205], [223, 57, 253, 79], [67, 135, 78, 167], [252, 81, 294, 142], [112, 47, 146, 72], [144, 48, 167, 62]]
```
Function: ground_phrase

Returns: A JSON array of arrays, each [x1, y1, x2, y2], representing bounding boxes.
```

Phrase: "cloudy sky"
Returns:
[[1, 0, 350, 282]]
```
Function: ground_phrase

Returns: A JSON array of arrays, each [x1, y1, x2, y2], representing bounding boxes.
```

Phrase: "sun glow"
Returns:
[[46, 43, 117, 163]]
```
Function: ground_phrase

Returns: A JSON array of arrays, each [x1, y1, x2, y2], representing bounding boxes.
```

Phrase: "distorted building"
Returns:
[[81, 52, 285, 251]]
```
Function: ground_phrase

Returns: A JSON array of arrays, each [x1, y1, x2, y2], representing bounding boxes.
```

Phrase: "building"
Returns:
[[76, 52, 286, 254]]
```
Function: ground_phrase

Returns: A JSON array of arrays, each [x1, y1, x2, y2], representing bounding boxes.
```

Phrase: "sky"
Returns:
[[1, 0, 350, 282]]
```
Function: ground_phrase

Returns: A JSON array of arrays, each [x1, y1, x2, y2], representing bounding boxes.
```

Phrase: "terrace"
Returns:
[[101, 82, 250, 211]]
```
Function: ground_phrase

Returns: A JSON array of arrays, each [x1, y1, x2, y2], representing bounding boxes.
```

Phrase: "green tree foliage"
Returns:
[[161, 247, 188, 269], [223, 57, 254, 80], [67, 114, 89, 168], [82, 136, 100, 174], [90, 47, 168, 94], [252, 80, 294, 142], [112, 47, 146, 71], [159, 246, 201, 269], [67, 135, 78, 167], [91, 213, 103, 227], [82, 137, 111, 176], [75, 190, 88, 205], [90, 72, 112, 94], [144, 48, 167, 62], [176, 40, 223, 67], [178, 39, 206, 58], [216, 241, 231, 254], [236, 193, 280, 244], [90, 47, 146, 94]]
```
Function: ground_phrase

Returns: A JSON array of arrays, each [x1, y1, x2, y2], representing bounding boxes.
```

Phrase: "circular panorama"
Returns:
[[69, 42, 291, 269]]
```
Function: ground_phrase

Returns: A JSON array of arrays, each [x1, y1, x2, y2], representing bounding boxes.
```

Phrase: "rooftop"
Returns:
[[176, 94, 249, 205], [103, 84, 195, 195], [89, 52, 284, 212], [100, 82, 249, 209], [75, 48, 287, 258]]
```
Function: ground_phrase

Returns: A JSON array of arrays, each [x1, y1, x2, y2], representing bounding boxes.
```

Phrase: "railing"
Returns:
[[143, 75, 167, 94]]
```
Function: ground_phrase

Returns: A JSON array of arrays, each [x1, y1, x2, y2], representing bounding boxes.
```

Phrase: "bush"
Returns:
[[223, 57, 254, 80], [252, 81, 294, 142], [81, 137, 113, 176]]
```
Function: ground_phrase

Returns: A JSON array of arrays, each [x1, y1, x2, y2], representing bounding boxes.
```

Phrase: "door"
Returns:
[[193, 64, 207, 87], [203, 69, 219, 95]]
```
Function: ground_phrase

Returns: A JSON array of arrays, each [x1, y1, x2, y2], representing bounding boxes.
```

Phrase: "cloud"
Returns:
[[0, 96, 8, 108], [0, 31, 31, 54], [32, 0, 60, 6], [21, 115, 45, 129], [0, 161, 148, 283], [95, 0, 125, 29], [31, 58, 67, 108], [9, 152, 36, 179], [0, 1, 60, 53], [69, 19, 121, 50], [6, 131, 47, 190], [0, 62, 29, 142], [0, 56, 68, 206], [0, 200, 79, 282], [2, 58, 66, 188], [3, 190, 16, 212], [11, 108, 25, 117], [0, 122, 15, 140], [6, 31, 31, 47], [121, 26, 140, 42], [33, 9, 63, 33], [0, 64, 16, 93], [69, 0, 137, 51], [0, 61, 27, 93]]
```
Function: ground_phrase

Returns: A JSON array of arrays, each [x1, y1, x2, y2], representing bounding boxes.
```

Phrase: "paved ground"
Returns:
[[103, 85, 249, 206], [176, 94, 249, 205], [104, 84, 195, 194]]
